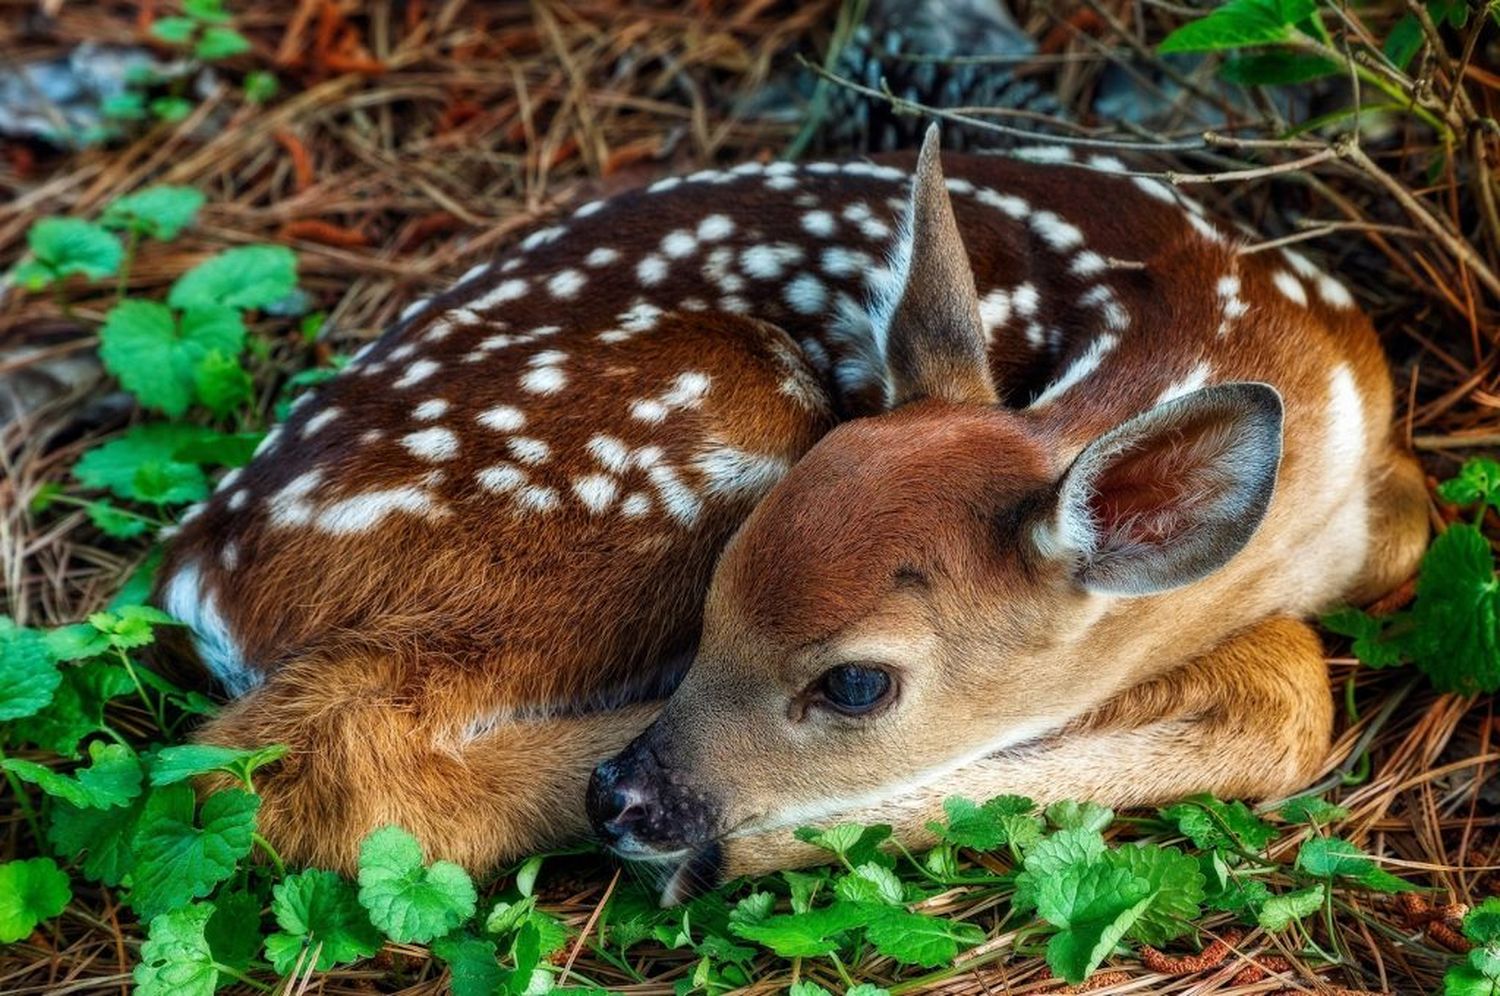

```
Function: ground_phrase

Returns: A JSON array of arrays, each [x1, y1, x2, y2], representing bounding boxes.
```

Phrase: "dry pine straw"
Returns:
[[1, 1, 1497, 993]]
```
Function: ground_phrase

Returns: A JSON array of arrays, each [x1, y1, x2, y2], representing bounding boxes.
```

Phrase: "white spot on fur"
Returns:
[[585, 247, 619, 267], [741, 243, 804, 280], [267, 469, 324, 527], [161, 563, 257, 696], [801, 211, 836, 238], [697, 215, 734, 241], [521, 366, 567, 394], [1133, 176, 1176, 203], [574, 200, 605, 218], [821, 247, 873, 278], [632, 371, 711, 423], [301, 407, 342, 438], [587, 435, 631, 473], [978, 289, 1011, 342], [572, 474, 619, 512], [394, 359, 440, 389], [1013, 283, 1040, 317], [620, 492, 651, 517], [1030, 334, 1119, 408], [1015, 145, 1074, 164], [637, 255, 668, 285], [1030, 211, 1085, 252], [506, 436, 550, 465], [317, 487, 440, 534], [413, 399, 449, 421], [227, 489, 248, 512], [785, 273, 828, 314], [1088, 154, 1126, 173], [1273, 270, 1308, 306], [1317, 274, 1355, 309], [1187, 213, 1226, 244], [547, 269, 586, 299], [661, 230, 697, 258], [648, 176, 682, 194], [478, 405, 526, 432], [517, 486, 559, 512], [1156, 361, 1213, 405], [472, 278, 528, 309], [692, 444, 790, 499], [1071, 252, 1107, 277], [478, 464, 526, 493], [519, 226, 566, 251], [402, 427, 459, 461]]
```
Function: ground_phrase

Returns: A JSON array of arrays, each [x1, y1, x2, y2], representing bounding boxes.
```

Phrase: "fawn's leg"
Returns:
[[714, 616, 1334, 881], [196, 651, 660, 874], [1346, 446, 1430, 605]]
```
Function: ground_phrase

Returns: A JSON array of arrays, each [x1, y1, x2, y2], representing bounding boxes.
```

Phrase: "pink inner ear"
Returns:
[[1089, 420, 1241, 549]]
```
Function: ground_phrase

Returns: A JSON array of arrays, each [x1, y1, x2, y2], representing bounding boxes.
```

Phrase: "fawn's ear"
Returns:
[[1034, 382, 1285, 596], [880, 124, 998, 408]]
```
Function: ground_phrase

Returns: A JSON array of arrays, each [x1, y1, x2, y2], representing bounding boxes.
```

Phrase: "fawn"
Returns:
[[157, 127, 1428, 900]]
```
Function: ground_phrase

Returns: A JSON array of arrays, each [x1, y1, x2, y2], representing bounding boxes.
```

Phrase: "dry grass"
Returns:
[[1, 0, 1497, 993]]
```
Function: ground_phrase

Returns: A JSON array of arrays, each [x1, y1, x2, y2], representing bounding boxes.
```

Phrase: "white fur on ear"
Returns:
[[1036, 382, 1284, 595]]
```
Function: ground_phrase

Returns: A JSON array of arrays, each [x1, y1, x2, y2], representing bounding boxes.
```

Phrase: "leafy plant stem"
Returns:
[[0, 749, 45, 844], [828, 950, 856, 988], [253, 832, 286, 878], [115, 646, 167, 732], [117, 229, 139, 301]]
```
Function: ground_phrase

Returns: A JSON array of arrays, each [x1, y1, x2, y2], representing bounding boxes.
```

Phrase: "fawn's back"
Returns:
[[158, 147, 1393, 710]]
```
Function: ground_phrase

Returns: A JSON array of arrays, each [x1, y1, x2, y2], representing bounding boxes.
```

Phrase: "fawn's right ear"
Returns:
[[1033, 382, 1285, 596], [879, 124, 998, 409]]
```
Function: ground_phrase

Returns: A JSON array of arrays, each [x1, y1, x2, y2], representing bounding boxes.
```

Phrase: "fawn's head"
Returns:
[[588, 128, 1285, 897]]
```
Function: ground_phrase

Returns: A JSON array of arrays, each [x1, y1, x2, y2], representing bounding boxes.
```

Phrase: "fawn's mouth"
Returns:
[[656, 842, 724, 906]]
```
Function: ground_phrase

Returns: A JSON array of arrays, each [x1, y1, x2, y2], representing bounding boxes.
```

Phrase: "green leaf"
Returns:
[[99, 300, 245, 417], [789, 983, 833, 996], [127, 785, 260, 920], [357, 825, 477, 944], [102, 91, 147, 121], [87, 605, 180, 651], [1159, 0, 1316, 53], [1384, 15, 1424, 70], [1159, 794, 1277, 852], [834, 862, 904, 906], [1464, 898, 1500, 946], [172, 430, 265, 468], [11, 662, 133, 756], [1407, 524, 1500, 694], [1277, 795, 1349, 825], [150, 97, 195, 123], [150, 15, 198, 44], [1013, 828, 1108, 913], [0, 617, 61, 721], [47, 794, 146, 886], [1257, 884, 1325, 931], [928, 794, 1042, 851], [169, 244, 298, 311], [433, 932, 507, 996], [1046, 800, 1114, 833], [74, 424, 215, 504], [266, 869, 382, 973], [86, 500, 153, 538], [204, 890, 262, 971], [101, 186, 205, 240], [0, 858, 72, 942], [1104, 844, 1205, 945], [862, 905, 985, 967], [782, 869, 827, 913], [2, 741, 143, 809], [1037, 863, 1154, 984], [133, 903, 219, 996], [15, 218, 122, 287], [1439, 458, 1500, 511], [1219, 51, 1339, 85], [195, 25, 251, 60], [793, 822, 893, 867], [1295, 837, 1413, 892], [1321, 607, 1407, 668], [193, 349, 254, 415], [149, 742, 288, 787], [1446, 962, 1500, 996], [243, 70, 279, 103], [728, 902, 868, 958], [184, 0, 234, 22]]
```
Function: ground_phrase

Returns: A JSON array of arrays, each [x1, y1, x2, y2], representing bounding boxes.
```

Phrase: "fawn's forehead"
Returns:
[[717, 404, 1053, 644]]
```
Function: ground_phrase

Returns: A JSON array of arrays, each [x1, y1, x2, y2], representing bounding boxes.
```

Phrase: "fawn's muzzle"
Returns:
[[586, 735, 721, 857]]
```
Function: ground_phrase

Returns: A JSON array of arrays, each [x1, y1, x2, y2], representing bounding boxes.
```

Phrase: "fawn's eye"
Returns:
[[818, 664, 894, 715]]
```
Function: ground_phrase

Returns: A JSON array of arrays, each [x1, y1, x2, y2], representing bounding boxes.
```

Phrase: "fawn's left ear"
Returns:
[[880, 124, 998, 408], [1034, 382, 1285, 596]]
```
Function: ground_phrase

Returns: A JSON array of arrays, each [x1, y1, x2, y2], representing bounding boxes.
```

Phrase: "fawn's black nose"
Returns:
[[586, 761, 655, 846]]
